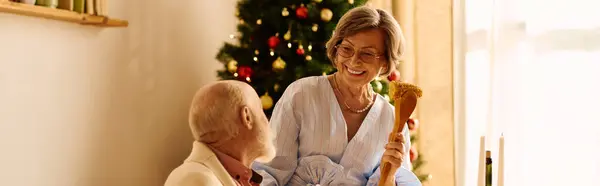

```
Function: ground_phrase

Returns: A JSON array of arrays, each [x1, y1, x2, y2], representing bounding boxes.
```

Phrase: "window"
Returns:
[[455, 0, 600, 185]]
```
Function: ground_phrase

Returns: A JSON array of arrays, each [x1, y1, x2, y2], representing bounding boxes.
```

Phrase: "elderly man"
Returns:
[[164, 80, 276, 186]]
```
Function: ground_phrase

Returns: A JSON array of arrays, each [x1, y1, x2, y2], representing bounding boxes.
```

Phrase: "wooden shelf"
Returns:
[[0, 1, 127, 27]]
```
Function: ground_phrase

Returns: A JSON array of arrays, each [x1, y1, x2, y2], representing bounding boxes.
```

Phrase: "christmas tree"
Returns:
[[215, 0, 430, 182]]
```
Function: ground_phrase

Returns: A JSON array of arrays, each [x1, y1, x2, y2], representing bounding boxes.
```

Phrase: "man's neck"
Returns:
[[212, 141, 256, 168]]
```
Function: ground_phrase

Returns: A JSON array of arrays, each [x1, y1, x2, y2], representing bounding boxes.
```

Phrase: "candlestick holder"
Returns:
[[477, 135, 504, 186]]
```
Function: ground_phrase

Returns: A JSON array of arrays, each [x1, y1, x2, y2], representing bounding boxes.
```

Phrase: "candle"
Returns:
[[478, 136, 486, 186], [498, 134, 504, 186]]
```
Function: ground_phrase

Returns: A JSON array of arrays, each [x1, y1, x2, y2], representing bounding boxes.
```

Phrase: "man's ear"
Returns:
[[240, 106, 253, 130]]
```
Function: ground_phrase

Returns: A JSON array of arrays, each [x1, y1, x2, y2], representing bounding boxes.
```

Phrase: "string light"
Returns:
[[254, 50, 260, 55], [270, 50, 275, 56], [287, 43, 292, 48], [234, 73, 239, 77], [245, 77, 251, 82], [308, 44, 312, 51], [253, 57, 258, 62]]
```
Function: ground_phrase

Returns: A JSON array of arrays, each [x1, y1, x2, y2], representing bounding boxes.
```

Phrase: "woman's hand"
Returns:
[[381, 132, 406, 184]]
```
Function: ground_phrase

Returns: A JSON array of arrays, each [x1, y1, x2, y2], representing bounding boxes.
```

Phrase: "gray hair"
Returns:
[[325, 6, 405, 75], [188, 82, 245, 144]]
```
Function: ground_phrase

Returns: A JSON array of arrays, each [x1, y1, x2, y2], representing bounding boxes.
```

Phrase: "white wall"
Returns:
[[0, 1, 237, 185]]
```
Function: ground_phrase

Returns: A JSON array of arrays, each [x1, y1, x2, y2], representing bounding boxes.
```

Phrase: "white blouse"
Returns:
[[253, 75, 421, 186]]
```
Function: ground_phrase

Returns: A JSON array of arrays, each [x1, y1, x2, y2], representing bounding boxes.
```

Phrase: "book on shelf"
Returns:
[[85, 0, 93, 15], [95, 0, 106, 16], [70, 0, 105, 15], [58, 0, 72, 11], [72, 0, 83, 13]]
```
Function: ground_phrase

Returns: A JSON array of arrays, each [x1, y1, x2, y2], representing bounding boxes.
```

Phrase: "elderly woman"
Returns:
[[253, 6, 421, 186]]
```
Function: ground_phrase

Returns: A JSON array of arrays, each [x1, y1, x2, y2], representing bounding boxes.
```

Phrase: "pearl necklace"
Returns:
[[333, 74, 374, 113]]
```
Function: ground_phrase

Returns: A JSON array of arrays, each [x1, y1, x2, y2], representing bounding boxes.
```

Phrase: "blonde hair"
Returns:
[[325, 6, 405, 75], [188, 82, 245, 144]]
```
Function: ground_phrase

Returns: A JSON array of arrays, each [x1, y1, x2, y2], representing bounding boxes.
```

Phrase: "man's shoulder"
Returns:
[[164, 162, 222, 186]]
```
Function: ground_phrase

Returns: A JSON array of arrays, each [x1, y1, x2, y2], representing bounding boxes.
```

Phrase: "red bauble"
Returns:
[[410, 147, 419, 162], [407, 118, 419, 131], [387, 70, 400, 81], [296, 48, 305, 55], [237, 66, 253, 78], [296, 6, 308, 19], [268, 36, 280, 48]]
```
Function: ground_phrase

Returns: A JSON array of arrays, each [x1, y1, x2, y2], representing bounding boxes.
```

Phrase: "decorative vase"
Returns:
[[20, 0, 36, 5], [35, 0, 58, 8]]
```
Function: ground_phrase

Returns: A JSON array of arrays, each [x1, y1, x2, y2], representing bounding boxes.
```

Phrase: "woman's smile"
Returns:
[[345, 64, 367, 76]]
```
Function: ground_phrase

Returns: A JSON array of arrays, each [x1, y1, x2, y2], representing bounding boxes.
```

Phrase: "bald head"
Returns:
[[188, 80, 260, 144]]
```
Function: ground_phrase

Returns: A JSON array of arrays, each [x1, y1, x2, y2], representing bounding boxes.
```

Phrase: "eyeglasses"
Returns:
[[335, 44, 383, 63]]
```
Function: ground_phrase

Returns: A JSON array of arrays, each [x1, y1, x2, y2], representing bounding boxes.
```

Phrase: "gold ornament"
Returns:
[[274, 84, 280, 92], [305, 55, 312, 61], [284, 30, 292, 40], [313, 0, 323, 3], [282, 7, 289, 16], [348, 0, 354, 4], [272, 57, 286, 70], [261, 93, 274, 110], [256, 19, 262, 25], [320, 8, 333, 22], [312, 24, 319, 32], [227, 60, 238, 73]]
